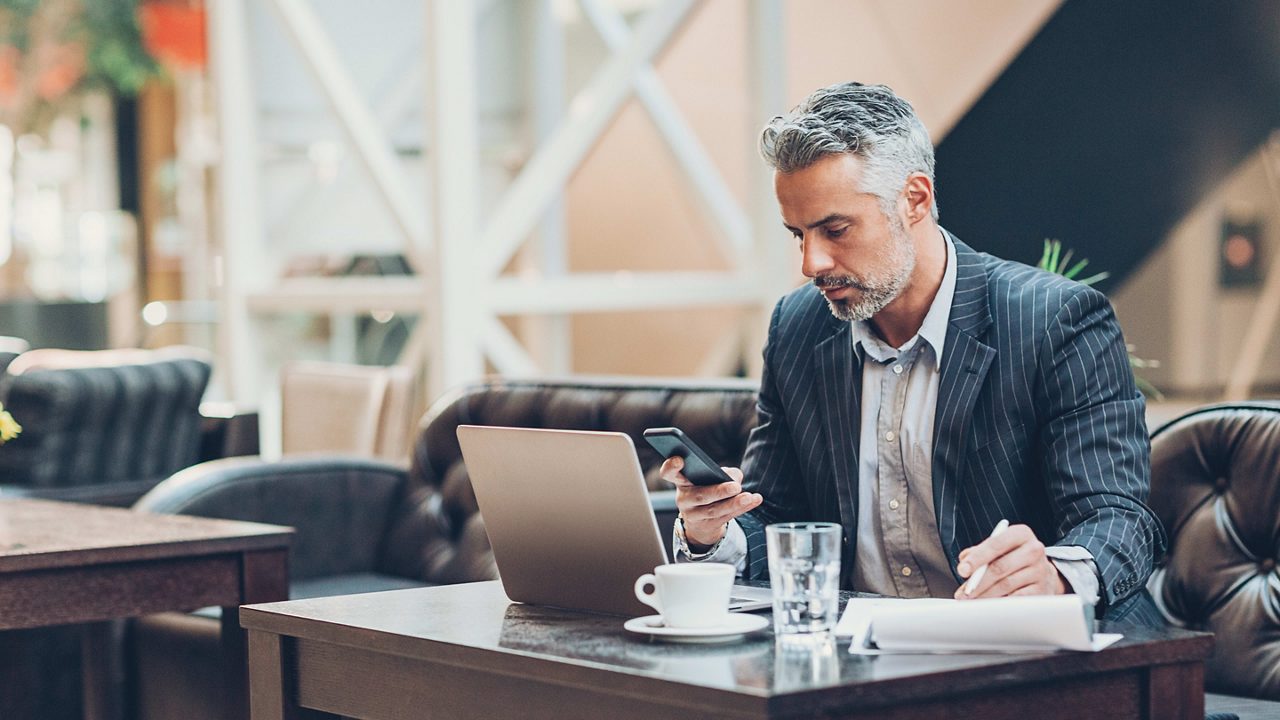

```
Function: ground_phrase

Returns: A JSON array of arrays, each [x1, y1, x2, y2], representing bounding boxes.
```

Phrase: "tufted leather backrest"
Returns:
[[382, 376, 760, 585], [1147, 402, 1280, 700], [0, 353, 211, 502]]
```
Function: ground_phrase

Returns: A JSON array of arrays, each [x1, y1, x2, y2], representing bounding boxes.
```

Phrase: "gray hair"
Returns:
[[760, 82, 938, 220]]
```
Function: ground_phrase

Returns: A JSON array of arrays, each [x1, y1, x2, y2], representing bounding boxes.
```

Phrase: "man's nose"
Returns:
[[801, 238, 833, 278]]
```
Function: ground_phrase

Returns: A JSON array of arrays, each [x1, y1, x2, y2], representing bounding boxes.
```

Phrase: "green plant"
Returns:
[[0, 0, 161, 133], [1037, 239, 1163, 400]]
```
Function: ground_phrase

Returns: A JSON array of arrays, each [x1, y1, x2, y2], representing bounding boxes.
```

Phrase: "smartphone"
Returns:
[[643, 427, 735, 486]]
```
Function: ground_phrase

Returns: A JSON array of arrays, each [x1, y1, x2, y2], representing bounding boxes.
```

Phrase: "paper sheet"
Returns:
[[837, 595, 1122, 654]]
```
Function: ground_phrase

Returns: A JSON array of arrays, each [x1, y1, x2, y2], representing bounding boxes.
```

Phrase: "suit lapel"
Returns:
[[933, 240, 996, 571], [814, 318, 860, 583]]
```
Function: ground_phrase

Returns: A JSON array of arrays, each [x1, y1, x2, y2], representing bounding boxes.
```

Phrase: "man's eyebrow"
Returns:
[[782, 214, 855, 234], [806, 213, 852, 229]]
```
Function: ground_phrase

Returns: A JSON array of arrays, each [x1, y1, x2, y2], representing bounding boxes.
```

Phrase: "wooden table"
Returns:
[[0, 498, 292, 720], [242, 581, 1212, 720]]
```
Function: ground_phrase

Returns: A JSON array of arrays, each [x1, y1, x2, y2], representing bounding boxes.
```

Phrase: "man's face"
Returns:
[[775, 153, 915, 322]]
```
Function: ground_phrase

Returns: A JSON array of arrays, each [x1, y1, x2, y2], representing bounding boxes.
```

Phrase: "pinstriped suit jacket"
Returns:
[[737, 236, 1165, 614]]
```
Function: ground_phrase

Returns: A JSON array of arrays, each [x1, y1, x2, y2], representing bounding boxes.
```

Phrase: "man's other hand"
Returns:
[[953, 523, 1068, 599], [661, 456, 763, 550]]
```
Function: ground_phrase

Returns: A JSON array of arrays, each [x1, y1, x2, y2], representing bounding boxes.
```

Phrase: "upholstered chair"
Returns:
[[0, 346, 212, 506], [280, 361, 415, 462], [1147, 402, 1280, 718]]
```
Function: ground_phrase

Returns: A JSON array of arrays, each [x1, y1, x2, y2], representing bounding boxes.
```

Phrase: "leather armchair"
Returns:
[[129, 455, 421, 720], [127, 375, 760, 720], [1147, 402, 1280, 716], [0, 347, 212, 506]]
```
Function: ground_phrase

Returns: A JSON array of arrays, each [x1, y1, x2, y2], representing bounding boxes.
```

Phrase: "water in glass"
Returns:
[[766, 522, 841, 637]]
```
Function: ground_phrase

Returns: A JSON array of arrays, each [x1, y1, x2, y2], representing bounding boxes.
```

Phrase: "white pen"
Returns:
[[963, 518, 1010, 596]]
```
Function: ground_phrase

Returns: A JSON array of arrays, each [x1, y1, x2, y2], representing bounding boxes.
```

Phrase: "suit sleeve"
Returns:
[[738, 298, 814, 580], [1034, 286, 1165, 610]]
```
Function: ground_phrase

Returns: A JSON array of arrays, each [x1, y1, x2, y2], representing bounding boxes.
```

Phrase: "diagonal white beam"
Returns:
[[272, 53, 424, 244], [268, 0, 429, 266], [579, 0, 750, 266], [483, 317, 541, 376], [479, 0, 696, 278]]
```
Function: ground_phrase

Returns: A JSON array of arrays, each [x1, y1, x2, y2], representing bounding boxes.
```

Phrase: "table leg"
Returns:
[[81, 621, 123, 720], [225, 549, 290, 720], [1146, 661, 1205, 720], [248, 630, 300, 720]]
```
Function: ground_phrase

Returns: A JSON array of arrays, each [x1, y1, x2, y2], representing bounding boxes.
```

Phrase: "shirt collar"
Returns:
[[851, 228, 957, 372]]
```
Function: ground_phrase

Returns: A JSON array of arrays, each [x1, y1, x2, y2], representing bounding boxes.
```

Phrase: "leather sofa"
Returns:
[[86, 376, 1280, 719], [127, 376, 759, 720], [1147, 402, 1280, 717]]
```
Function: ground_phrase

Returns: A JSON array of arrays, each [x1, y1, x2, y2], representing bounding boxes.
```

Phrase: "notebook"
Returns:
[[837, 595, 1122, 654]]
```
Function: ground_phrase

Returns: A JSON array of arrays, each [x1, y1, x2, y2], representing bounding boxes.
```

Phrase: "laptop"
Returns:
[[456, 425, 773, 617]]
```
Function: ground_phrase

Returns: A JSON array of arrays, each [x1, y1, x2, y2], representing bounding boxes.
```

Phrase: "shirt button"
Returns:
[[902, 566, 912, 577], [889, 499, 900, 510], [893, 364, 903, 375], [885, 431, 895, 442]]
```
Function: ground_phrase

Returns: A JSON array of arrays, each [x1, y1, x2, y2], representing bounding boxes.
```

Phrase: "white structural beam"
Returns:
[[1225, 135, 1280, 400], [268, 0, 429, 267], [479, 0, 696, 279], [271, 51, 424, 246], [208, 0, 268, 402], [483, 317, 541, 376], [579, 0, 750, 266], [526, 0, 572, 374], [490, 272, 760, 315], [426, 0, 484, 399], [246, 277, 428, 313], [746, 0, 788, 377]]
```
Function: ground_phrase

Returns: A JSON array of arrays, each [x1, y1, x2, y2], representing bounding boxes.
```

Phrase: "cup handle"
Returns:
[[634, 573, 661, 614]]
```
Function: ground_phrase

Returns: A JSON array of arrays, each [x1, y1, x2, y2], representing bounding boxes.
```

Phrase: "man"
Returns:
[[664, 82, 1164, 620]]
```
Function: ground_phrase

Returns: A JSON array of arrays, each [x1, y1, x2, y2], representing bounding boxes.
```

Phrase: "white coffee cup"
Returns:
[[633, 563, 734, 628]]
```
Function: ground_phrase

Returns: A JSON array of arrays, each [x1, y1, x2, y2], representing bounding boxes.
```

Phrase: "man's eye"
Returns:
[[826, 226, 847, 239]]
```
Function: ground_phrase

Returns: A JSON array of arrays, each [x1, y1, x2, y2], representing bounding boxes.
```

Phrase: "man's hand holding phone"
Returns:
[[645, 427, 764, 551], [659, 457, 763, 550]]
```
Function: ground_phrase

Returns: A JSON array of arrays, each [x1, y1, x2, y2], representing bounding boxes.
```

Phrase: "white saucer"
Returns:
[[624, 613, 770, 643]]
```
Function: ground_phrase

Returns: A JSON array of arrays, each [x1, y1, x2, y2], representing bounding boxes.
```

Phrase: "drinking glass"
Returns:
[[766, 522, 841, 637]]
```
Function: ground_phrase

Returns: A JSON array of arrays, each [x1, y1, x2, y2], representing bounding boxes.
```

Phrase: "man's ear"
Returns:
[[902, 173, 934, 225]]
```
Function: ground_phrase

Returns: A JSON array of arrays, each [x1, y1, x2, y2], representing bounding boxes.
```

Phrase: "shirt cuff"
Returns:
[[1045, 545, 1100, 607], [674, 518, 748, 574]]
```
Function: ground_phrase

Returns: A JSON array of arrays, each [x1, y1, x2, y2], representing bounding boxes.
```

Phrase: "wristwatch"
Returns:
[[674, 516, 725, 560]]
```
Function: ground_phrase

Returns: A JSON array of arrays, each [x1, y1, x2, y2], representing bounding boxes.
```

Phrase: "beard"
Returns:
[[812, 216, 916, 322]]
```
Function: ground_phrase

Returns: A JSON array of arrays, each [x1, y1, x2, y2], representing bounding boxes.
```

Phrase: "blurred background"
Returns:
[[3, 0, 1279, 447]]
